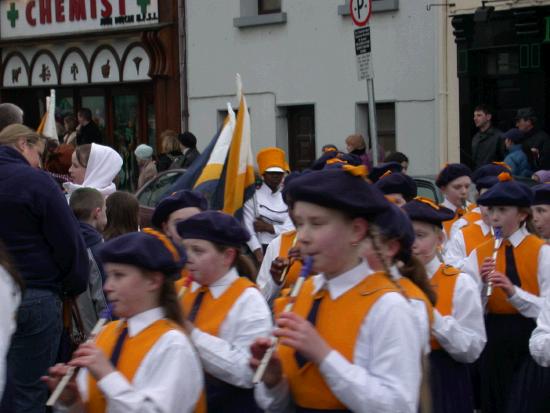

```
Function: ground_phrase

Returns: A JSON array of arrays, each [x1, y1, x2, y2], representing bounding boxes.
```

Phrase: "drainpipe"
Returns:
[[437, 5, 449, 164], [178, 0, 189, 132]]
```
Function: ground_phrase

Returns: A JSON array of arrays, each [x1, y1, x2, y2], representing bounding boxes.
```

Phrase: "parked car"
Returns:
[[413, 176, 443, 204], [136, 168, 186, 227]]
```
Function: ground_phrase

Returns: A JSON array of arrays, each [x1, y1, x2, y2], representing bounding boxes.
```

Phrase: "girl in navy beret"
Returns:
[[250, 165, 423, 412], [176, 211, 272, 412], [463, 173, 550, 412], [531, 183, 550, 241], [43, 230, 203, 413], [402, 197, 486, 413]]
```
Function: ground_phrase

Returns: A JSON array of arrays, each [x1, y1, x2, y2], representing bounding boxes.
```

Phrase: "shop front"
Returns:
[[0, 0, 182, 190]]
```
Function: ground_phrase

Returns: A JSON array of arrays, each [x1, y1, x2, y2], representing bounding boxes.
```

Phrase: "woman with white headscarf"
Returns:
[[64, 143, 123, 200]]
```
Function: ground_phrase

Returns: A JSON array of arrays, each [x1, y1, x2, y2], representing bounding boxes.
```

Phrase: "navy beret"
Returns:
[[285, 166, 390, 217], [502, 128, 525, 144], [368, 162, 403, 183], [311, 151, 362, 170], [435, 163, 472, 188], [176, 211, 250, 247], [152, 190, 208, 228], [533, 183, 550, 205], [375, 172, 417, 200], [402, 197, 455, 227], [282, 170, 311, 204], [374, 203, 415, 262], [477, 174, 533, 207], [471, 162, 510, 183], [98, 230, 186, 279], [475, 175, 499, 193]]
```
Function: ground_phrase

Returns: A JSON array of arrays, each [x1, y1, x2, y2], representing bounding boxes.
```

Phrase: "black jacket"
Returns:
[[170, 147, 200, 169], [76, 121, 103, 145], [0, 146, 88, 295], [471, 127, 504, 169]]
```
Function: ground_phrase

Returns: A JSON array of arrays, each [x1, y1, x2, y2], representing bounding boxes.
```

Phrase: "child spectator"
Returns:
[[103, 191, 140, 241]]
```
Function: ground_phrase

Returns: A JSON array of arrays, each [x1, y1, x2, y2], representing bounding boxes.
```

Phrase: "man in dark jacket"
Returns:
[[471, 104, 504, 169], [0, 127, 88, 412], [515, 107, 550, 170], [76, 107, 103, 145], [171, 131, 200, 169]]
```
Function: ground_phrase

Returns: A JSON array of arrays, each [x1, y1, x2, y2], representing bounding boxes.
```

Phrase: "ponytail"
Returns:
[[397, 256, 437, 306], [213, 244, 258, 282], [159, 277, 184, 327]]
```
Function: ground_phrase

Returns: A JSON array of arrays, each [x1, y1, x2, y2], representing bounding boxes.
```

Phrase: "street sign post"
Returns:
[[350, 0, 379, 167]]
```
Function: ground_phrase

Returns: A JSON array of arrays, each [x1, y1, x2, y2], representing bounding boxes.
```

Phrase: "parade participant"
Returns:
[[403, 197, 486, 413], [64, 143, 123, 199], [367, 161, 403, 183], [462, 173, 550, 413], [251, 166, 422, 412], [445, 176, 498, 269], [311, 150, 361, 170], [530, 295, 550, 367], [244, 147, 294, 263], [151, 190, 208, 243], [375, 171, 417, 207], [177, 211, 272, 412], [531, 183, 550, 240], [436, 163, 473, 237], [134, 144, 157, 190], [385, 151, 410, 173], [43, 230, 203, 413]]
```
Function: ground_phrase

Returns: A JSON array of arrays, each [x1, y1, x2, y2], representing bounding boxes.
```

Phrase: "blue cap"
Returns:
[[477, 173, 533, 207], [98, 230, 186, 279], [374, 203, 415, 262], [368, 162, 403, 183], [402, 197, 455, 227], [475, 175, 499, 193], [375, 172, 417, 201], [311, 151, 362, 170], [436, 163, 472, 188], [502, 128, 525, 144], [152, 190, 208, 228], [533, 183, 550, 205], [471, 162, 511, 183], [176, 211, 250, 247], [285, 166, 390, 217]]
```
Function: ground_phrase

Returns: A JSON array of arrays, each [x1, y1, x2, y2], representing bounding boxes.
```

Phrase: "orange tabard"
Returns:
[[429, 264, 460, 349], [181, 277, 255, 336], [86, 319, 179, 413], [277, 272, 400, 410], [476, 235, 544, 314], [462, 223, 492, 257], [279, 230, 303, 289], [174, 269, 192, 290], [397, 277, 434, 327], [442, 204, 478, 237]]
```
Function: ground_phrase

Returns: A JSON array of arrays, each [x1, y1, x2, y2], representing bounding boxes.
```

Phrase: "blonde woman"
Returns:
[[157, 129, 182, 172]]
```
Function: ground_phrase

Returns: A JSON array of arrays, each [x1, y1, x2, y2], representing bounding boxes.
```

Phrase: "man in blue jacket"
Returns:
[[0, 124, 88, 413]]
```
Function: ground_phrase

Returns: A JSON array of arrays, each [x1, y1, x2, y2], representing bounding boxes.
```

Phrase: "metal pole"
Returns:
[[366, 78, 379, 167]]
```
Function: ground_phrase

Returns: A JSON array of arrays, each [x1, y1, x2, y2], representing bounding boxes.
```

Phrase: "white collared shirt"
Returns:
[[257, 234, 284, 302], [0, 266, 20, 401], [65, 307, 203, 413], [243, 183, 294, 252], [445, 220, 491, 270], [530, 294, 550, 366], [255, 261, 422, 413], [190, 268, 272, 388], [426, 258, 486, 362], [462, 227, 550, 319], [449, 206, 481, 240]]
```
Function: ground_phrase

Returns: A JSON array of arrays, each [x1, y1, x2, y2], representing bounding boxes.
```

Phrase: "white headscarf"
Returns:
[[64, 143, 123, 198]]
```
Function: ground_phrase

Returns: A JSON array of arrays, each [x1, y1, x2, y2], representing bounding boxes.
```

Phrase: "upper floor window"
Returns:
[[259, 0, 281, 15]]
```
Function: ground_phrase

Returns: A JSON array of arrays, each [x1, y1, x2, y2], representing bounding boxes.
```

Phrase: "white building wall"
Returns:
[[186, 0, 442, 175]]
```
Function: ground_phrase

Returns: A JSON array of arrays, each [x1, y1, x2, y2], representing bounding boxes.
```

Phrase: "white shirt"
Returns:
[[0, 266, 20, 401], [257, 234, 284, 302], [445, 219, 491, 270], [243, 183, 294, 252], [462, 227, 550, 319], [255, 261, 422, 413], [426, 258, 486, 363], [190, 268, 273, 388], [530, 294, 550, 367], [449, 206, 481, 240], [62, 307, 203, 413]]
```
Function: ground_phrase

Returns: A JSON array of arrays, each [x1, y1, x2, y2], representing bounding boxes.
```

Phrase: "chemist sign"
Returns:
[[1, 0, 159, 40]]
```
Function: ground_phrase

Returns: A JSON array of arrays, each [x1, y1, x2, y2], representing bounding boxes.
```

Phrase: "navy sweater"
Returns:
[[0, 146, 88, 295]]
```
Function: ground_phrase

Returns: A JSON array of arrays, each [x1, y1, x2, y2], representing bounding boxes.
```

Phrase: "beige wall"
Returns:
[[442, 0, 550, 164]]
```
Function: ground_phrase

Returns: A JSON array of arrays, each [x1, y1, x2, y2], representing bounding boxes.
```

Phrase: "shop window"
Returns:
[[234, 0, 286, 28], [484, 50, 518, 76], [338, 0, 399, 16], [356, 102, 396, 155], [113, 95, 139, 192], [81, 95, 107, 136]]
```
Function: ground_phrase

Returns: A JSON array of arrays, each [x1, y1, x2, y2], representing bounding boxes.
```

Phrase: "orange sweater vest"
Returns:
[[277, 273, 400, 410], [442, 204, 478, 237], [429, 264, 460, 349], [476, 235, 544, 314], [462, 223, 492, 257], [86, 319, 179, 413]]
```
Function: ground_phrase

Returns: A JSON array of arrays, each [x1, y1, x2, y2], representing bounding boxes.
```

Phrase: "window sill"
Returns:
[[338, 0, 399, 16], [233, 12, 287, 28]]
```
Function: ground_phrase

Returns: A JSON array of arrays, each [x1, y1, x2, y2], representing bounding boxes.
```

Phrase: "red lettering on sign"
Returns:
[[55, 0, 65, 22], [119, 0, 126, 15], [26, 1, 37, 26], [89, 0, 97, 18], [101, 0, 112, 18], [69, 0, 86, 21], [39, 0, 52, 24]]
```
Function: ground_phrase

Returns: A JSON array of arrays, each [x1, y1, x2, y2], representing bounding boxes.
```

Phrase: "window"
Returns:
[[259, 0, 281, 14], [356, 102, 396, 155], [338, 0, 399, 16]]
